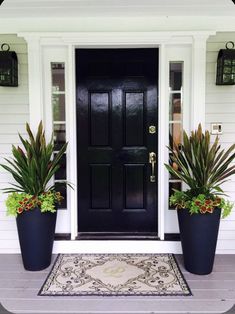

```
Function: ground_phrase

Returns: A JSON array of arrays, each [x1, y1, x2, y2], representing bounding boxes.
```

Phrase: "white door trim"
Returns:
[[18, 31, 215, 250]]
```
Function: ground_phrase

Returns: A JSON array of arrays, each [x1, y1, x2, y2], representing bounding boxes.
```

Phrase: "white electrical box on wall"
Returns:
[[211, 123, 223, 135]]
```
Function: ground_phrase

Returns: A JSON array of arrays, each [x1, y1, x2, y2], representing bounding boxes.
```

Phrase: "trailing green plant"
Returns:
[[6, 191, 63, 216], [1, 121, 68, 216], [165, 124, 235, 217], [169, 190, 232, 218]]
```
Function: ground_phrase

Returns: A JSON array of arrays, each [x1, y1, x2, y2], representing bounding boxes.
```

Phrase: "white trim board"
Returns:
[[19, 31, 215, 45], [0, 17, 235, 33], [0, 240, 234, 255], [53, 241, 183, 254]]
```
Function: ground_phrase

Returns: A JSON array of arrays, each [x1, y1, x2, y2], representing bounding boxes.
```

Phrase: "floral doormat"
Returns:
[[39, 254, 192, 296]]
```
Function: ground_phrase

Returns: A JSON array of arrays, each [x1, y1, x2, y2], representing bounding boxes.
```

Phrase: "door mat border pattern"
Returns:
[[39, 253, 192, 297]]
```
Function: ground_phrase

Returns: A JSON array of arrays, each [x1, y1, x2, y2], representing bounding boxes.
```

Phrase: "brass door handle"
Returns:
[[149, 152, 156, 182]]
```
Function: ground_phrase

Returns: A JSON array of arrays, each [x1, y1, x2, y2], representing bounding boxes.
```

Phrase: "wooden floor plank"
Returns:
[[0, 279, 44, 289], [0, 270, 49, 280], [214, 255, 235, 264], [188, 280, 235, 289], [184, 272, 235, 280], [210, 264, 235, 272], [1, 279, 234, 292], [1, 289, 235, 300], [2, 299, 234, 314], [176, 260, 235, 273]]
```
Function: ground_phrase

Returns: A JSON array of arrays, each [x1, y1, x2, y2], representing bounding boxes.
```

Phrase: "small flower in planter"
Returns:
[[5, 191, 64, 216]]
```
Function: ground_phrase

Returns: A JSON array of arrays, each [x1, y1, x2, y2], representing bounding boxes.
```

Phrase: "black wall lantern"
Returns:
[[0, 43, 18, 87], [216, 41, 235, 85]]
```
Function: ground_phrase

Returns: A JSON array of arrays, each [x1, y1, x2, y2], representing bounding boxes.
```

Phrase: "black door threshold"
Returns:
[[76, 232, 159, 240]]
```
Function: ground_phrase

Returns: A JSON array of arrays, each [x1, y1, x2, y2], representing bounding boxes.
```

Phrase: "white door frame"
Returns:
[[18, 31, 214, 253]]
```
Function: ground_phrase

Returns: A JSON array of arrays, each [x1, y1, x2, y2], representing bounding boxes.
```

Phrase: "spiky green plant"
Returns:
[[165, 124, 235, 216], [1, 121, 68, 195], [165, 124, 235, 197]]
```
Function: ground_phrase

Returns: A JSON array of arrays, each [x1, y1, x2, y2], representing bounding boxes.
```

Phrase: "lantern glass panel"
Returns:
[[223, 74, 232, 83], [224, 59, 231, 66], [224, 66, 231, 74], [0, 51, 18, 87]]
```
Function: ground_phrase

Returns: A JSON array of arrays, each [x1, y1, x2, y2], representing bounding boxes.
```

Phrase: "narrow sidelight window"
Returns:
[[169, 62, 183, 209], [51, 62, 67, 209]]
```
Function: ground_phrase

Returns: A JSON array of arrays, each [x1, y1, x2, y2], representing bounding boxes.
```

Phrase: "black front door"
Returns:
[[76, 48, 158, 235]]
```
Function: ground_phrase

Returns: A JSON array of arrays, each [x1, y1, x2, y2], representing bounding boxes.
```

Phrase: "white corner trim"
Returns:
[[191, 34, 210, 130], [26, 38, 44, 130], [67, 44, 78, 240], [158, 43, 167, 240]]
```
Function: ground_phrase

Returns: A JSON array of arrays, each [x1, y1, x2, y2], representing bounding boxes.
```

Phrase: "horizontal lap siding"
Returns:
[[0, 34, 29, 253], [206, 32, 235, 253]]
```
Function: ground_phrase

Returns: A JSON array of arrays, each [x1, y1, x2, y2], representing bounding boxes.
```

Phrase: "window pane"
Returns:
[[55, 153, 66, 180], [55, 183, 67, 209], [169, 93, 181, 121], [52, 94, 65, 121], [169, 123, 182, 149], [51, 63, 65, 92], [54, 124, 66, 151], [169, 154, 180, 179], [170, 62, 183, 91], [169, 181, 182, 209]]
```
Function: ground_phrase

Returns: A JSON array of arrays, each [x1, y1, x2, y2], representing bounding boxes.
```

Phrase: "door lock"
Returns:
[[149, 152, 156, 182], [149, 125, 156, 134]]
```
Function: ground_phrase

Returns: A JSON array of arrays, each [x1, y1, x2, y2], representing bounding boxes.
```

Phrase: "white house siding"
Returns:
[[0, 34, 29, 253], [206, 32, 235, 252]]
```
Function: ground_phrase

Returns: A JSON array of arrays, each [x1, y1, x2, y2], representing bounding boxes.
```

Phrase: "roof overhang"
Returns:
[[0, 0, 235, 33], [0, 0, 234, 18]]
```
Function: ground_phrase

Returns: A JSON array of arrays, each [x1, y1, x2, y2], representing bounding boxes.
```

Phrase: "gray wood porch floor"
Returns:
[[0, 254, 234, 314]]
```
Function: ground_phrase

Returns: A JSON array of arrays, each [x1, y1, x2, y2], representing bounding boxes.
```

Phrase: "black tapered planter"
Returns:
[[177, 208, 221, 275], [16, 207, 57, 271]]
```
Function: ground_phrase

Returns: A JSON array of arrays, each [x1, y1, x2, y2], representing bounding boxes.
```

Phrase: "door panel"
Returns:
[[90, 92, 111, 146], [124, 91, 145, 146], [76, 49, 158, 234], [90, 164, 111, 210], [124, 164, 146, 210]]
